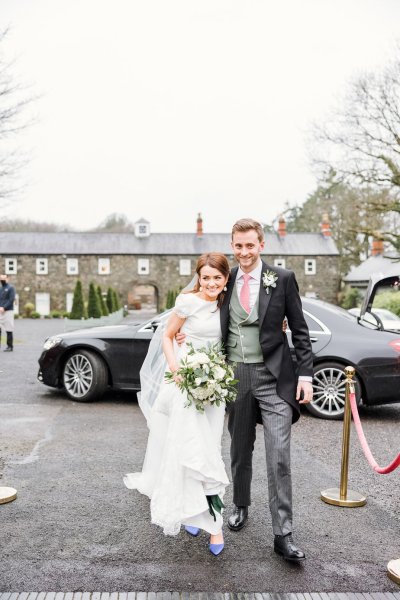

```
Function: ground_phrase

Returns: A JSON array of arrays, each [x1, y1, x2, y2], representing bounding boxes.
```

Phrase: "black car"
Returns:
[[38, 277, 400, 420]]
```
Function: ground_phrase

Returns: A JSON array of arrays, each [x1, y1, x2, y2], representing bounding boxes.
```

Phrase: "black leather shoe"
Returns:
[[3, 347, 13, 352], [274, 534, 305, 562], [227, 505, 248, 531]]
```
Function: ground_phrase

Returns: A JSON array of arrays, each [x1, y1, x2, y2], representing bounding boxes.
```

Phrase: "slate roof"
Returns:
[[0, 231, 339, 256], [344, 253, 400, 283]]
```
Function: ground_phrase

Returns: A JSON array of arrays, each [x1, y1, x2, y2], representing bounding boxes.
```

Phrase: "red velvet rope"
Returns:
[[349, 391, 400, 474]]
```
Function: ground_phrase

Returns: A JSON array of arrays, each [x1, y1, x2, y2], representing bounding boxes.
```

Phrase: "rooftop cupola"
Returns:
[[134, 218, 150, 238]]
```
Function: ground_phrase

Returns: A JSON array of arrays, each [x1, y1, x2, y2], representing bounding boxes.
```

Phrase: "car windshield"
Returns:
[[306, 299, 356, 321], [375, 308, 399, 321]]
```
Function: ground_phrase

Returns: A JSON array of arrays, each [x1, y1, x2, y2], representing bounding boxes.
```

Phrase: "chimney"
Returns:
[[371, 237, 384, 256], [196, 213, 203, 238], [278, 216, 286, 237], [321, 213, 331, 237]]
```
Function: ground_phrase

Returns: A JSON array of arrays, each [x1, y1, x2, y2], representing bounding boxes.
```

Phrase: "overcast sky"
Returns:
[[2, 0, 400, 233]]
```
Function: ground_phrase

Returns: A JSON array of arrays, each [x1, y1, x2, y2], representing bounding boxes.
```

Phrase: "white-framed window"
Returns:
[[179, 259, 191, 276], [66, 258, 79, 275], [274, 258, 286, 269], [5, 258, 17, 275], [305, 259, 316, 275], [66, 292, 74, 313], [134, 221, 150, 237], [138, 258, 150, 275], [98, 258, 111, 275], [36, 258, 48, 275]]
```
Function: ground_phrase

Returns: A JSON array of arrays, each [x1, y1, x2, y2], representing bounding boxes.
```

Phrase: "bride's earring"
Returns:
[[199, 286, 203, 291], [223, 286, 227, 291]]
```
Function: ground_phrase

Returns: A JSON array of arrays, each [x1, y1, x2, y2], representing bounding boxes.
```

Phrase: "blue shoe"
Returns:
[[209, 542, 224, 556], [185, 525, 200, 537]]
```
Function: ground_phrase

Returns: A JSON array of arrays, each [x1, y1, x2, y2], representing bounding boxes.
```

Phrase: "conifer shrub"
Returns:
[[97, 285, 109, 316], [70, 280, 87, 319], [112, 289, 120, 311], [106, 287, 114, 313], [88, 282, 102, 318]]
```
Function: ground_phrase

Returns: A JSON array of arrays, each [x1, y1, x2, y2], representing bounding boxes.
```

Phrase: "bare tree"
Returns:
[[311, 55, 400, 254], [0, 28, 34, 204], [90, 213, 135, 232]]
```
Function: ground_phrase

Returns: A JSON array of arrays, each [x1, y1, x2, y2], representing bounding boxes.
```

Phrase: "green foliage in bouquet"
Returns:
[[165, 342, 238, 413]]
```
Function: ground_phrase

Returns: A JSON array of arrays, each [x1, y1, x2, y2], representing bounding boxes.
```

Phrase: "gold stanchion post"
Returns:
[[388, 558, 400, 585], [0, 486, 17, 505], [321, 366, 367, 507]]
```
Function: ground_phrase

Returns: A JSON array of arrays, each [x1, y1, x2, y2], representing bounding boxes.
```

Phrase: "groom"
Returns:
[[222, 218, 313, 561]]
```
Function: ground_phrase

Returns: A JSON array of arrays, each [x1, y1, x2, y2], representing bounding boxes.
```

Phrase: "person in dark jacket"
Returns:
[[222, 218, 313, 562], [0, 274, 16, 352]]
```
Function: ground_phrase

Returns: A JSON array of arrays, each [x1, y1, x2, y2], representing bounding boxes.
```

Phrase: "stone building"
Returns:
[[0, 215, 340, 315], [344, 239, 400, 291]]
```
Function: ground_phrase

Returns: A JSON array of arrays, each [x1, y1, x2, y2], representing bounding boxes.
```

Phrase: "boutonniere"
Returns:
[[262, 270, 278, 294]]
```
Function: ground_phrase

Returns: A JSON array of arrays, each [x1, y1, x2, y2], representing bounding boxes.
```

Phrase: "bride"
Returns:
[[124, 252, 231, 556]]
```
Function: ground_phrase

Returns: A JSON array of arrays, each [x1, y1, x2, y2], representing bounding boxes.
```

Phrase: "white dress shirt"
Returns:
[[235, 260, 312, 384], [236, 261, 262, 310]]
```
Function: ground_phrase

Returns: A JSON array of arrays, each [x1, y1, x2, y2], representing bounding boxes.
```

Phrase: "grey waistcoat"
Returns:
[[226, 285, 264, 363]]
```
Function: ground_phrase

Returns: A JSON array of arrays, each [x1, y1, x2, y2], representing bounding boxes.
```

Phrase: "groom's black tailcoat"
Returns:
[[220, 261, 313, 424]]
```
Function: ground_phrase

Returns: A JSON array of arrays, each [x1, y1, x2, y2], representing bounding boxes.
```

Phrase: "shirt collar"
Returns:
[[237, 260, 262, 282]]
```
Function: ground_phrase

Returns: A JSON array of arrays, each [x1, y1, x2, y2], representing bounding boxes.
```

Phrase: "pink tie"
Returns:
[[240, 273, 251, 313]]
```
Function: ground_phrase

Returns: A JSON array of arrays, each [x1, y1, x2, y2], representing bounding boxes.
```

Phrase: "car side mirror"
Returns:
[[150, 320, 160, 332]]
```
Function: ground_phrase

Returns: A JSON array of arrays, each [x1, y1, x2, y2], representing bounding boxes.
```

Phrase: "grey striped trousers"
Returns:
[[227, 362, 293, 536]]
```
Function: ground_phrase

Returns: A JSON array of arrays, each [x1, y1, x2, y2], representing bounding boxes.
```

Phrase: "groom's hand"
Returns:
[[296, 381, 313, 404], [175, 331, 186, 345]]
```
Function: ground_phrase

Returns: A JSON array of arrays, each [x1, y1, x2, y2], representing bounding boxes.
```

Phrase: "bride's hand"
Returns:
[[170, 365, 183, 384]]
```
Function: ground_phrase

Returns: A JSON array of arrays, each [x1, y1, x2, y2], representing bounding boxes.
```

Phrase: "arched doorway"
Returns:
[[128, 284, 159, 310]]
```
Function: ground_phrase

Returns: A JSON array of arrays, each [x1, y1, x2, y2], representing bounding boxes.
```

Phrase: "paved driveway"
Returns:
[[0, 317, 399, 592]]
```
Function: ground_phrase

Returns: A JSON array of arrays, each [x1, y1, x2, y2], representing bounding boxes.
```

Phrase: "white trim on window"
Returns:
[[179, 259, 191, 276], [274, 258, 286, 269], [305, 259, 316, 275], [66, 258, 79, 275], [98, 258, 111, 275], [5, 258, 17, 275], [138, 258, 150, 275], [36, 258, 48, 275]]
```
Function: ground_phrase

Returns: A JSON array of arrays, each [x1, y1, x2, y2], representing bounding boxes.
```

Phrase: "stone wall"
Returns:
[[1, 253, 340, 314]]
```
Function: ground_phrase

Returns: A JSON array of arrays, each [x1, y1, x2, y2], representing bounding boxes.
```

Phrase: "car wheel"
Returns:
[[305, 361, 361, 420], [62, 349, 107, 402]]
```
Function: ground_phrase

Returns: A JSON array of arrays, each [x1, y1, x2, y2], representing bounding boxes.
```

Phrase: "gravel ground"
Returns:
[[0, 316, 399, 592]]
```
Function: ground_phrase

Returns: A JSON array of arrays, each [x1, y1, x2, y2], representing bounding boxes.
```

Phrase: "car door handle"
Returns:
[[310, 337, 318, 343]]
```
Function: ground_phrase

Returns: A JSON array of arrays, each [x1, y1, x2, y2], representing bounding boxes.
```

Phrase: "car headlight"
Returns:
[[43, 336, 63, 350]]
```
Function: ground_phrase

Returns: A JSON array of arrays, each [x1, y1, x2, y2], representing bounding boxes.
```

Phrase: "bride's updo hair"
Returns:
[[186, 252, 230, 308]]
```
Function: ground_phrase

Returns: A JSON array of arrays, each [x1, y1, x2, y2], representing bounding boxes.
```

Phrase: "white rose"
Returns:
[[192, 386, 212, 400], [187, 352, 210, 365], [212, 366, 226, 381], [195, 377, 203, 386]]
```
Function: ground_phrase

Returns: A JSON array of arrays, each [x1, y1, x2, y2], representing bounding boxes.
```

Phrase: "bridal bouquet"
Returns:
[[165, 342, 238, 413]]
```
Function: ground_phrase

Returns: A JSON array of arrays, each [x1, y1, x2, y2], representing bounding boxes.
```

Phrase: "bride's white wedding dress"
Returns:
[[123, 293, 229, 536]]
